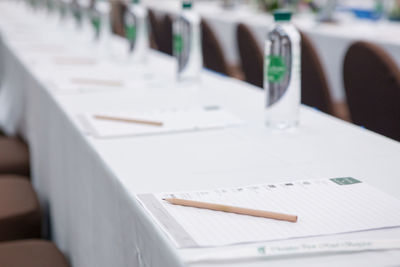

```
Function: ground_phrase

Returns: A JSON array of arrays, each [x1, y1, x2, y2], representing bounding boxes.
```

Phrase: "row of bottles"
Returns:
[[173, 4, 301, 129], [21, 0, 301, 130]]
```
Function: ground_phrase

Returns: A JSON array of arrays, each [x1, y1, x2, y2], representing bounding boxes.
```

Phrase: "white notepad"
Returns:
[[82, 107, 243, 138], [137, 178, 400, 248], [47, 76, 125, 94]]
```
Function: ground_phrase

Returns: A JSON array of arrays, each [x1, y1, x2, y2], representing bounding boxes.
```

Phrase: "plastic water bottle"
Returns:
[[89, 1, 112, 52], [58, 0, 76, 33], [124, 0, 148, 62], [264, 11, 301, 129], [318, 0, 337, 22], [77, 0, 93, 38], [173, 0, 202, 85], [70, 0, 84, 29]]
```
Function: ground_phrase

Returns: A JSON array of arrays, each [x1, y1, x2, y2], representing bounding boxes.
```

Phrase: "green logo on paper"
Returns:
[[265, 56, 287, 83], [257, 247, 266, 255], [330, 177, 362, 185], [125, 25, 136, 42], [173, 34, 183, 54]]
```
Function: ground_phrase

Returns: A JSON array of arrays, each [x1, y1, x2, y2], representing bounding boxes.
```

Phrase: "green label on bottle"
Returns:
[[73, 10, 82, 24], [46, 0, 54, 11], [330, 177, 362, 185], [91, 17, 101, 36], [173, 34, 183, 54], [60, 5, 66, 17], [265, 55, 287, 83], [125, 25, 136, 42]]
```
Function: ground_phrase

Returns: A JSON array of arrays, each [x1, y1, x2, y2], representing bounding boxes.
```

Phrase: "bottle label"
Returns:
[[173, 34, 183, 54], [124, 12, 137, 51], [91, 11, 101, 39], [126, 25, 136, 43], [72, 6, 82, 25], [174, 18, 191, 72], [60, 4, 67, 18], [265, 55, 287, 83], [264, 27, 293, 107], [46, 0, 54, 11]]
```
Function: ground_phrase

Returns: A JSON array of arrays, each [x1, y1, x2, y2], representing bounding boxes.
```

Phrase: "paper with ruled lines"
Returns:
[[81, 107, 243, 138], [136, 178, 400, 248]]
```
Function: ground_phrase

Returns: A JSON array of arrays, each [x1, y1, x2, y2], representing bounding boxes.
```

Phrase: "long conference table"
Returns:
[[1, 2, 400, 267]]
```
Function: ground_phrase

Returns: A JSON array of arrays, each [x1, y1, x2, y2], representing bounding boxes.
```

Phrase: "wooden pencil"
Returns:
[[163, 198, 298, 223], [53, 57, 97, 65], [70, 78, 123, 87], [94, 115, 163, 127]]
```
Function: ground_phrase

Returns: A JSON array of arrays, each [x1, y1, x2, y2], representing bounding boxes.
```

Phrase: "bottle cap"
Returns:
[[182, 1, 192, 9], [273, 10, 292, 21]]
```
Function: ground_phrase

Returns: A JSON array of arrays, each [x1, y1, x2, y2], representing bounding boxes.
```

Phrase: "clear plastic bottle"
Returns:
[[89, 0, 112, 55], [173, 0, 202, 85], [76, 0, 93, 41], [317, 0, 337, 23], [264, 11, 301, 129], [58, 0, 76, 33], [71, 0, 84, 29], [124, 0, 148, 62]]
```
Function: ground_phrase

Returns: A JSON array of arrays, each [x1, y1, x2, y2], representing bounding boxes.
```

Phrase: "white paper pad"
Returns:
[[82, 107, 243, 138], [137, 178, 400, 248], [45, 72, 126, 94], [184, 239, 400, 263]]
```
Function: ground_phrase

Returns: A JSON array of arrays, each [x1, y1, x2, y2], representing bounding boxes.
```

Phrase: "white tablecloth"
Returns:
[[1, 2, 400, 267], [147, 0, 400, 102]]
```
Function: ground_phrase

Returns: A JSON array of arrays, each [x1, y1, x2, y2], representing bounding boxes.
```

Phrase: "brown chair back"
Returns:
[[236, 23, 263, 88], [344, 41, 400, 141], [201, 20, 230, 76], [300, 31, 334, 115], [159, 15, 173, 55], [110, 2, 126, 37], [148, 9, 162, 51]]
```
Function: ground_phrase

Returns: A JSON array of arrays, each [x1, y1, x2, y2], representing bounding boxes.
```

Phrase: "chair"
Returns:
[[201, 19, 231, 76], [236, 23, 263, 88], [148, 9, 162, 51], [110, 1, 126, 37], [344, 41, 400, 141], [0, 137, 30, 176], [0, 240, 70, 267], [0, 176, 41, 242], [160, 15, 173, 55], [300, 31, 335, 115]]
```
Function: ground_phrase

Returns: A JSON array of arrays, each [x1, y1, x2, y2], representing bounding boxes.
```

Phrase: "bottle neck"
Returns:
[[182, 8, 192, 15], [275, 20, 291, 25]]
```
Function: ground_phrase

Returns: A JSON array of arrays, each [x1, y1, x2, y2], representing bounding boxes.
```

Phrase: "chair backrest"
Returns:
[[300, 31, 334, 115], [148, 9, 162, 51], [236, 23, 263, 88], [344, 41, 400, 141], [159, 15, 173, 56], [201, 20, 230, 76], [110, 2, 126, 37]]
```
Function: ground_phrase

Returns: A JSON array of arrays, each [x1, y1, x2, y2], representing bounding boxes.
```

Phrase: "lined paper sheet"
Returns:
[[81, 107, 243, 138], [137, 178, 400, 248]]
